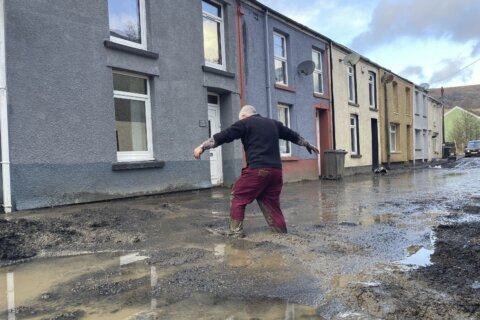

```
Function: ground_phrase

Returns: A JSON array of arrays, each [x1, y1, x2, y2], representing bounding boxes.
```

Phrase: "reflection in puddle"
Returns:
[[400, 247, 434, 267], [1, 252, 310, 319]]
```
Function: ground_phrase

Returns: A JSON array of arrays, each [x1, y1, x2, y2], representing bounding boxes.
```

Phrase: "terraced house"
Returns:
[[378, 71, 415, 168], [331, 43, 381, 175], [0, 0, 242, 211], [240, 0, 332, 181]]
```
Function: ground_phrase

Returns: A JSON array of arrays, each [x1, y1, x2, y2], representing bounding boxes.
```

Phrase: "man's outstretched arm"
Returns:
[[194, 137, 217, 159], [278, 122, 319, 154], [194, 121, 245, 159]]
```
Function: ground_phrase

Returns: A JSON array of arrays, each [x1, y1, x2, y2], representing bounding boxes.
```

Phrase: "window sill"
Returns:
[[415, 149, 422, 151], [275, 84, 296, 93], [202, 65, 235, 78], [281, 156, 299, 161], [369, 107, 378, 112], [112, 160, 165, 171], [104, 40, 159, 59], [390, 151, 401, 154], [313, 92, 326, 98], [350, 154, 362, 158], [348, 102, 359, 107]]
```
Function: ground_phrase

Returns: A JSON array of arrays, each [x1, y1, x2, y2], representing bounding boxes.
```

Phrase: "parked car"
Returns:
[[464, 140, 480, 157]]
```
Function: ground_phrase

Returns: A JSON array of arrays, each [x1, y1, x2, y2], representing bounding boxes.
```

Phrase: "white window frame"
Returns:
[[113, 71, 154, 162], [202, 0, 226, 71], [350, 115, 359, 155], [347, 66, 356, 103], [277, 104, 291, 156], [368, 72, 376, 109], [109, 0, 147, 50], [389, 123, 397, 152], [312, 49, 324, 94], [274, 32, 288, 85]]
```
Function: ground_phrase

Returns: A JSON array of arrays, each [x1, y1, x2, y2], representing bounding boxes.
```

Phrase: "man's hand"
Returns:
[[194, 146, 204, 159], [306, 143, 319, 154]]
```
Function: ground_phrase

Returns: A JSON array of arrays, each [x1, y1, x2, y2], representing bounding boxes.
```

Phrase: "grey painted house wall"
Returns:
[[241, 1, 331, 175], [5, 0, 241, 210], [414, 87, 429, 161]]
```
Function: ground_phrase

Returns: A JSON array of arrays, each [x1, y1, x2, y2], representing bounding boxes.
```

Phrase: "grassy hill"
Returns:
[[430, 84, 480, 116]]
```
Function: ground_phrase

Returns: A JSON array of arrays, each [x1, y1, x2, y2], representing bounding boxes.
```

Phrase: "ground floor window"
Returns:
[[390, 123, 398, 152], [113, 71, 153, 162], [277, 104, 291, 156], [350, 114, 359, 155]]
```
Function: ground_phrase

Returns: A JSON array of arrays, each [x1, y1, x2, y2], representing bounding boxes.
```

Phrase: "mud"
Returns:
[[0, 157, 479, 319]]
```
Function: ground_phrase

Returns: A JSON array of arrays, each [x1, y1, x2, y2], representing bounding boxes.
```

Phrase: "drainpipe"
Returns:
[[328, 41, 336, 149], [0, 0, 11, 213], [236, 0, 245, 107], [264, 8, 272, 118], [383, 75, 391, 169]]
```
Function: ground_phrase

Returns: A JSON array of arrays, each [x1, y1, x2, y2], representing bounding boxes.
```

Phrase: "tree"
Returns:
[[451, 112, 480, 151]]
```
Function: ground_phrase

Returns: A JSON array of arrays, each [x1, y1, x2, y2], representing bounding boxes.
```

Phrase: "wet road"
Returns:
[[1, 158, 479, 319]]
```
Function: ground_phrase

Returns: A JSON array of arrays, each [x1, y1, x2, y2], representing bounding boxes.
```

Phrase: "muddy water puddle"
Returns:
[[0, 249, 318, 319]]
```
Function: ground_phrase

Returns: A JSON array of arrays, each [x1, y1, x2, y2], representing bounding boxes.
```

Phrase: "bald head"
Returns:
[[239, 105, 257, 120]]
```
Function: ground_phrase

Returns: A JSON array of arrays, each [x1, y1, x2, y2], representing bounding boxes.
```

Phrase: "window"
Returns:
[[113, 71, 153, 162], [277, 104, 291, 155], [415, 129, 422, 150], [415, 91, 420, 114], [368, 71, 377, 109], [393, 82, 399, 113], [274, 33, 288, 85], [390, 123, 398, 152], [312, 49, 324, 94], [347, 66, 356, 103], [405, 87, 411, 115], [350, 115, 359, 155], [108, 0, 147, 50], [203, 0, 225, 70]]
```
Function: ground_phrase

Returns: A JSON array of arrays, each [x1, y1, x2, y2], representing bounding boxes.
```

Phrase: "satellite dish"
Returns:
[[381, 73, 394, 84], [340, 53, 360, 66], [297, 60, 315, 76], [420, 83, 430, 90]]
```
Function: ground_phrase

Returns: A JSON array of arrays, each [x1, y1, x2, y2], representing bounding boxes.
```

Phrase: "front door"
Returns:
[[207, 94, 223, 185], [371, 119, 379, 169]]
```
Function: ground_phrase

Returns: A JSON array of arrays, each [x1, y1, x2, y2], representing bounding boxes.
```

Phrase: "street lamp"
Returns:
[[381, 72, 394, 169]]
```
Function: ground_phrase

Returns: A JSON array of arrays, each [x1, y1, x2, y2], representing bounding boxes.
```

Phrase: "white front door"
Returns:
[[208, 94, 223, 185]]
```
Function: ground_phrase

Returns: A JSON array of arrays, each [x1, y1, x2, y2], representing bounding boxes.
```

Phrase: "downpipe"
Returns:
[[0, 0, 12, 213]]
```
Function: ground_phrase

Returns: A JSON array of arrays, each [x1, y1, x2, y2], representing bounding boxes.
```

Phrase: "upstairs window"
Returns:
[[347, 66, 356, 103], [312, 49, 324, 94], [368, 71, 377, 109], [108, 0, 147, 50], [274, 33, 288, 85], [203, 0, 225, 70]]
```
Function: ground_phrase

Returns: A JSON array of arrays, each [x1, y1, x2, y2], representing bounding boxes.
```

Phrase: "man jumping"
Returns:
[[194, 105, 319, 237]]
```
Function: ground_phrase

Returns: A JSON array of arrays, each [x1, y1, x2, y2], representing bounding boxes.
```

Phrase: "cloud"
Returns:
[[351, 0, 480, 54], [429, 58, 474, 85], [400, 65, 425, 79], [472, 42, 480, 57]]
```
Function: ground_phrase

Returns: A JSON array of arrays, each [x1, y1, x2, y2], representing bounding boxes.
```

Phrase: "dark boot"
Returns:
[[227, 219, 245, 238]]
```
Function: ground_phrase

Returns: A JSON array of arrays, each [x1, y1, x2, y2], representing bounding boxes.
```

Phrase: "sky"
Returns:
[[258, 0, 480, 88]]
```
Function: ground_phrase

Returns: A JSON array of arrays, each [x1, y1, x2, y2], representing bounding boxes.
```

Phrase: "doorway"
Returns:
[[207, 93, 223, 185], [371, 119, 379, 169]]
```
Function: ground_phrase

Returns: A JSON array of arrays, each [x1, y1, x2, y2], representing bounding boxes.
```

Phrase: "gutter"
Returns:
[[264, 8, 272, 118], [328, 40, 336, 149], [0, 0, 11, 213]]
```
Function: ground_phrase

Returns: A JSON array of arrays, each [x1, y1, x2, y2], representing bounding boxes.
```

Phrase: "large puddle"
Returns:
[[0, 252, 320, 319]]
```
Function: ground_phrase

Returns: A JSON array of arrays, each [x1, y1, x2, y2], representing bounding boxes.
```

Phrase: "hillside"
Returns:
[[430, 84, 480, 115]]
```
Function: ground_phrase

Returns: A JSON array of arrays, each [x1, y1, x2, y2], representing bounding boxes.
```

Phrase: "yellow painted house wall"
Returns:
[[332, 46, 381, 170], [378, 71, 414, 165]]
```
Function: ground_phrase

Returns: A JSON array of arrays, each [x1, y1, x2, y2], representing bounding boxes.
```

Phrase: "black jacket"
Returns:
[[213, 114, 301, 169]]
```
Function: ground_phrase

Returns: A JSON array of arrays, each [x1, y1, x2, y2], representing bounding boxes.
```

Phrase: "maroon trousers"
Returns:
[[230, 167, 287, 233]]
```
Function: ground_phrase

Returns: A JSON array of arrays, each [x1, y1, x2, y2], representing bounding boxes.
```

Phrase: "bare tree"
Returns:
[[451, 112, 480, 151]]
